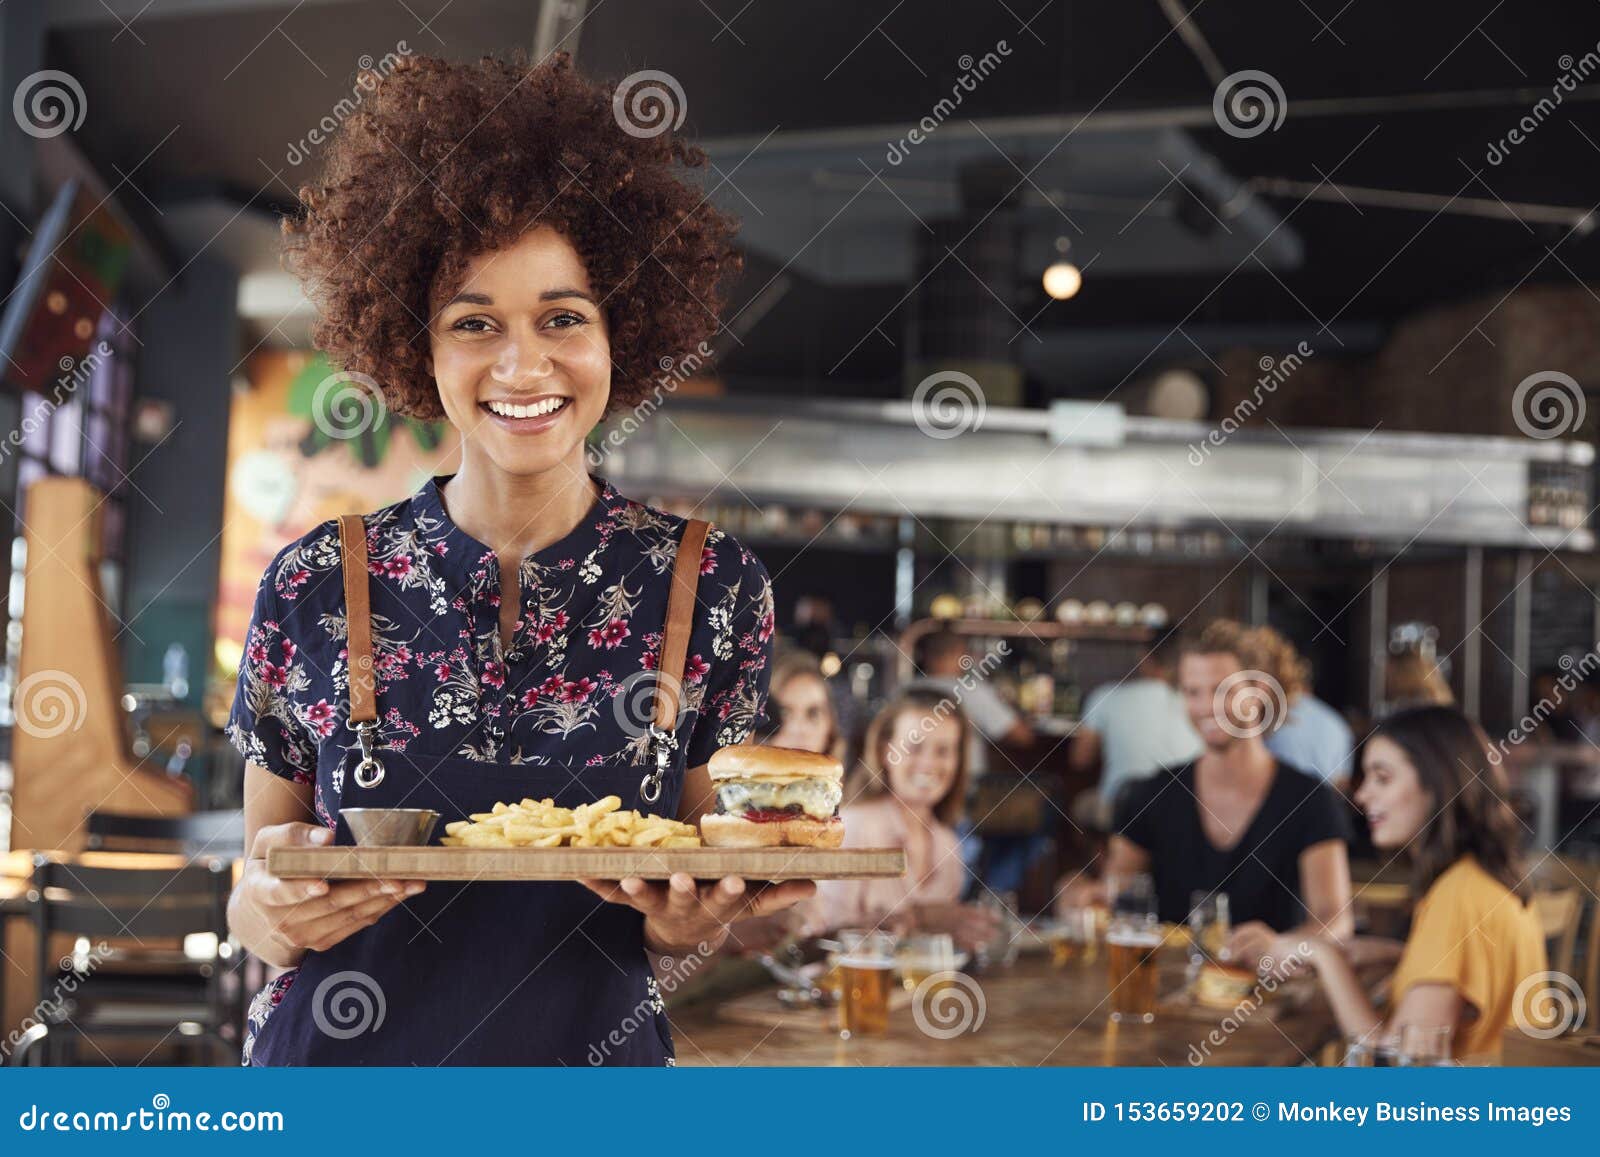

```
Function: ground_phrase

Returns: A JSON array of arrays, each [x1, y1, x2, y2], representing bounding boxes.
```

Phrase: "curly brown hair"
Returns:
[[283, 52, 742, 421], [1183, 619, 1311, 729]]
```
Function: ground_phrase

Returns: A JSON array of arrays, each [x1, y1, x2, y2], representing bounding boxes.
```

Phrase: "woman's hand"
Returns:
[[910, 901, 1001, 953], [229, 822, 425, 968], [578, 874, 816, 956]]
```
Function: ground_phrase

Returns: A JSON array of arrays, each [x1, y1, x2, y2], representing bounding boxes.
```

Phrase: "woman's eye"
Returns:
[[548, 312, 587, 328], [450, 316, 493, 333]]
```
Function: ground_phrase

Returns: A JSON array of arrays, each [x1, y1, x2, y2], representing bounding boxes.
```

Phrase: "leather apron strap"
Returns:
[[639, 518, 710, 803], [338, 514, 384, 788], [654, 518, 710, 730], [335, 509, 712, 798]]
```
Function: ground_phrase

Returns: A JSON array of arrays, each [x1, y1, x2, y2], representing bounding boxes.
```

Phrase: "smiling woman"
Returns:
[[222, 52, 805, 1068]]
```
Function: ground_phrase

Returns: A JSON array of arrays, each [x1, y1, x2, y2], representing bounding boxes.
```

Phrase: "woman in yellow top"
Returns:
[[1269, 706, 1546, 1061]]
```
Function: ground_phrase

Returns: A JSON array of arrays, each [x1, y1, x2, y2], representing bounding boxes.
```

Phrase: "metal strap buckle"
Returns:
[[639, 723, 677, 804], [347, 717, 385, 789]]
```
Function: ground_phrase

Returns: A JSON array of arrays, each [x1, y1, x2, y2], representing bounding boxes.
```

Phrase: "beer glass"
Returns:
[[1049, 907, 1098, 967], [896, 933, 957, 992], [838, 931, 897, 1039], [1106, 922, 1162, 1023], [1107, 872, 1157, 924]]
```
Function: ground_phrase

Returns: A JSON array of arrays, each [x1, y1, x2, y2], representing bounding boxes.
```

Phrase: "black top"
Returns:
[[1112, 760, 1351, 930]]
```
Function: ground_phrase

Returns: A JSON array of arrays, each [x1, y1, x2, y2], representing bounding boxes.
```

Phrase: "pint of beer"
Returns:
[[838, 931, 898, 1038], [838, 954, 895, 1037], [1106, 924, 1162, 1024]]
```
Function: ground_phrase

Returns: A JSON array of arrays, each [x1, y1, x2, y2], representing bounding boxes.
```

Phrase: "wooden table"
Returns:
[[670, 952, 1357, 1067]]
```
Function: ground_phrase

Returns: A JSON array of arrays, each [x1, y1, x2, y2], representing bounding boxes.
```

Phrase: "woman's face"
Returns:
[[428, 226, 611, 478], [769, 673, 833, 755], [1355, 735, 1434, 848], [884, 710, 960, 813]]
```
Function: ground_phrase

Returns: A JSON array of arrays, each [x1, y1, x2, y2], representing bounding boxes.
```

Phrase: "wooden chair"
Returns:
[[84, 810, 244, 858], [24, 855, 238, 1065], [1533, 888, 1583, 979]]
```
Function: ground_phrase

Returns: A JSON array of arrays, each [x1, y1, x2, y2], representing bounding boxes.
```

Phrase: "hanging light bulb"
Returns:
[[1042, 261, 1082, 300]]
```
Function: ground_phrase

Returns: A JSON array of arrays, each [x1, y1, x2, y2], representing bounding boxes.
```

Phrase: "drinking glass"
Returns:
[[1049, 907, 1098, 968], [837, 931, 898, 1039], [1397, 1024, 1454, 1067], [1342, 1035, 1399, 1067], [896, 932, 957, 992], [1187, 891, 1231, 967], [1107, 872, 1157, 926]]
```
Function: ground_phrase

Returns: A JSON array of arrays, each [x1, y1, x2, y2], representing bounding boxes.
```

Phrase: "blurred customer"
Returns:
[[1056, 621, 1353, 965], [804, 689, 999, 951], [1265, 645, 1356, 788], [1069, 627, 1201, 827], [913, 629, 1042, 897], [766, 650, 844, 761], [1380, 650, 1454, 717], [786, 593, 862, 749], [1268, 706, 1546, 1062]]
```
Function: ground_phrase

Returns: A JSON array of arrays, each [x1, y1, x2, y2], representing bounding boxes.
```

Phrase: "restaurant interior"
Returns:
[[1, 0, 1599, 1068]]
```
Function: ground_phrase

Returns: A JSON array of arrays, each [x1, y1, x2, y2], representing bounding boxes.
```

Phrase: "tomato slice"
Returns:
[[742, 807, 800, 823]]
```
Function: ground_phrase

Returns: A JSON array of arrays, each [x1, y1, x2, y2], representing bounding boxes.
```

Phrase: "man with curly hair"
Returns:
[[1055, 620, 1354, 969], [225, 52, 810, 1066]]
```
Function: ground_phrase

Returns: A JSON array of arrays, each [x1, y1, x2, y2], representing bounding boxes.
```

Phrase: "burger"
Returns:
[[1192, 960, 1257, 1009], [700, 745, 845, 848]]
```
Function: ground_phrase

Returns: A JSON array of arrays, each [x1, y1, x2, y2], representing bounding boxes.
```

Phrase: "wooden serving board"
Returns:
[[267, 845, 906, 882]]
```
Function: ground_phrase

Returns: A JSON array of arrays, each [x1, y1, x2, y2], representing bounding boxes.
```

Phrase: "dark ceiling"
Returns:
[[44, 0, 1600, 396]]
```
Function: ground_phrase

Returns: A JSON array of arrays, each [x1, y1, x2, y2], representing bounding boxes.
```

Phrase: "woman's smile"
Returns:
[[479, 393, 573, 434]]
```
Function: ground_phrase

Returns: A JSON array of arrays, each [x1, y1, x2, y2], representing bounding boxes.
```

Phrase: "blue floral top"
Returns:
[[225, 473, 775, 821]]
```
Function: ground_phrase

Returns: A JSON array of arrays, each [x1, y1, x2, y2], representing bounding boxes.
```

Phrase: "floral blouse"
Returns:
[[226, 473, 775, 820]]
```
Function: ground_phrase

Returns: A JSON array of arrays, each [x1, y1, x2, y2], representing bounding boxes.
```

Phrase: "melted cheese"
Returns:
[[715, 777, 842, 820]]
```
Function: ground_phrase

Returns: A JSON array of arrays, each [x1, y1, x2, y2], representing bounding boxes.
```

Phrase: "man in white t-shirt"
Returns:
[[912, 630, 1035, 775], [1071, 630, 1202, 826]]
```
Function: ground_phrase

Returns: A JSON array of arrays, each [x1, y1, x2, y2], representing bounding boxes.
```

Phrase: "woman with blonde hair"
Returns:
[[805, 688, 998, 950], [764, 650, 843, 761]]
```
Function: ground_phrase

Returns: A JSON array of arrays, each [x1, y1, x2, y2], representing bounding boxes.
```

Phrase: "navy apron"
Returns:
[[248, 514, 711, 1066]]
